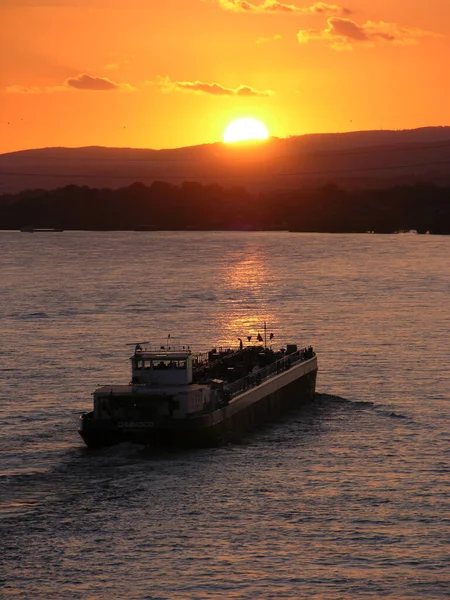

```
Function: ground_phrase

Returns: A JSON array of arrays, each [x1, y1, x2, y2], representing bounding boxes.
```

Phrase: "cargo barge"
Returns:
[[79, 338, 318, 449]]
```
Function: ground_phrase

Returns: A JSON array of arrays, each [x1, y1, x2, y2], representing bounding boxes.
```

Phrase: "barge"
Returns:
[[79, 338, 318, 449]]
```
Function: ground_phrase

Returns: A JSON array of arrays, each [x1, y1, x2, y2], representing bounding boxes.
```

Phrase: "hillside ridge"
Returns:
[[1, 126, 450, 193]]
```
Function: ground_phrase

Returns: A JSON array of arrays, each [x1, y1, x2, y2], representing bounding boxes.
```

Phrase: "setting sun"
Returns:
[[223, 118, 269, 143]]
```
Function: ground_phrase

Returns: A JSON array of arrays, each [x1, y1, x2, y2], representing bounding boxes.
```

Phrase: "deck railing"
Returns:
[[222, 347, 314, 404]]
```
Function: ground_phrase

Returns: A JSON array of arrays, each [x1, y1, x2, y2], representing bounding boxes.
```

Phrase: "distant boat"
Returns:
[[20, 228, 64, 233]]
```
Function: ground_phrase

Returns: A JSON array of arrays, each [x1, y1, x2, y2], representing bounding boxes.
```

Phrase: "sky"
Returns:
[[0, 0, 449, 153]]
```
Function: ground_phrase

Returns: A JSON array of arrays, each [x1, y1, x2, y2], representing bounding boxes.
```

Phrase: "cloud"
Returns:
[[5, 84, 67, 94], [149, 76, 273, 96], [6, 74, 135, 93], [104, 63, 121, 71], [297, 17, 441, 50], [65, 73, 134, 90], [214, 1, 350, 15], [256, 33, 282, 43]]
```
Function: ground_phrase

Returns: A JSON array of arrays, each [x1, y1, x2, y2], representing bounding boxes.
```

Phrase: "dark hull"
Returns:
[[79, 364, 317, 449]]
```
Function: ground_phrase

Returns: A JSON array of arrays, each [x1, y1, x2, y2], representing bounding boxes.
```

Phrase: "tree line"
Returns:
[[0, 180, 449, 234]]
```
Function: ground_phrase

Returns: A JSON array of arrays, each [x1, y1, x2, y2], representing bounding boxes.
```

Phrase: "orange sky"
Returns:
[[0, 0, 449, 153]]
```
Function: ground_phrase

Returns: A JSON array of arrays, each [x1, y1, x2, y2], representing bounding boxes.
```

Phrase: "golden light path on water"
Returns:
[[220, 251, 279, 347]]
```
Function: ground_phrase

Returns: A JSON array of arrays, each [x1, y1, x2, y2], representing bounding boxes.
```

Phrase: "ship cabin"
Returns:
[[131, 344, 193, 387]]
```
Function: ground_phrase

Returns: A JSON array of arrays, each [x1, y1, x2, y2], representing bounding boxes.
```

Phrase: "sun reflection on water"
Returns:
[[217, 250, 280, 347]]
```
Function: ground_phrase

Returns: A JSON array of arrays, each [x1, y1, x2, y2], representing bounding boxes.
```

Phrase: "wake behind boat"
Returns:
[[79, 336, 318, 449]]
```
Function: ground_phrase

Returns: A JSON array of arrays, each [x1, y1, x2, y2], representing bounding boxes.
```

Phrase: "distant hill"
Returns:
[[1, 127, 450, 194]]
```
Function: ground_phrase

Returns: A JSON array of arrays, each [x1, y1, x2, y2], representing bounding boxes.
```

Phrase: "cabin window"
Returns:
[[154, 360, 171, 370], [136, 359, 188, 370], [154, 360, 187, 369]]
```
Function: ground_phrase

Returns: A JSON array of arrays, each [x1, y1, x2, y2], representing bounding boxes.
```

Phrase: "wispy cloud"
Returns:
[[103, 55, 135, 71], [256, 33, 282, 44], [297, 17, 441, 50], [214, 1, 350, 15], [6, 73, 136, 93], [149, 76, 274, 96], [104, 63, 121, 71], [65, 73, 134, 90], [5, 84, 66, 94]]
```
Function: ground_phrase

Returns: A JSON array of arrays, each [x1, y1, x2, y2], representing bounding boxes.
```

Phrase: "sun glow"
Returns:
[[223, 118, 269, 143]]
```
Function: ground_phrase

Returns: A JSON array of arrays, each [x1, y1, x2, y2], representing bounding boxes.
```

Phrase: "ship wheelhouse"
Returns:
[[131, 345, 193, 386]]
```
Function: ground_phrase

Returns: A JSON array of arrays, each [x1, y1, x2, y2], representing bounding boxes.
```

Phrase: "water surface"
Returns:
[[1, 232, 449, 599]]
